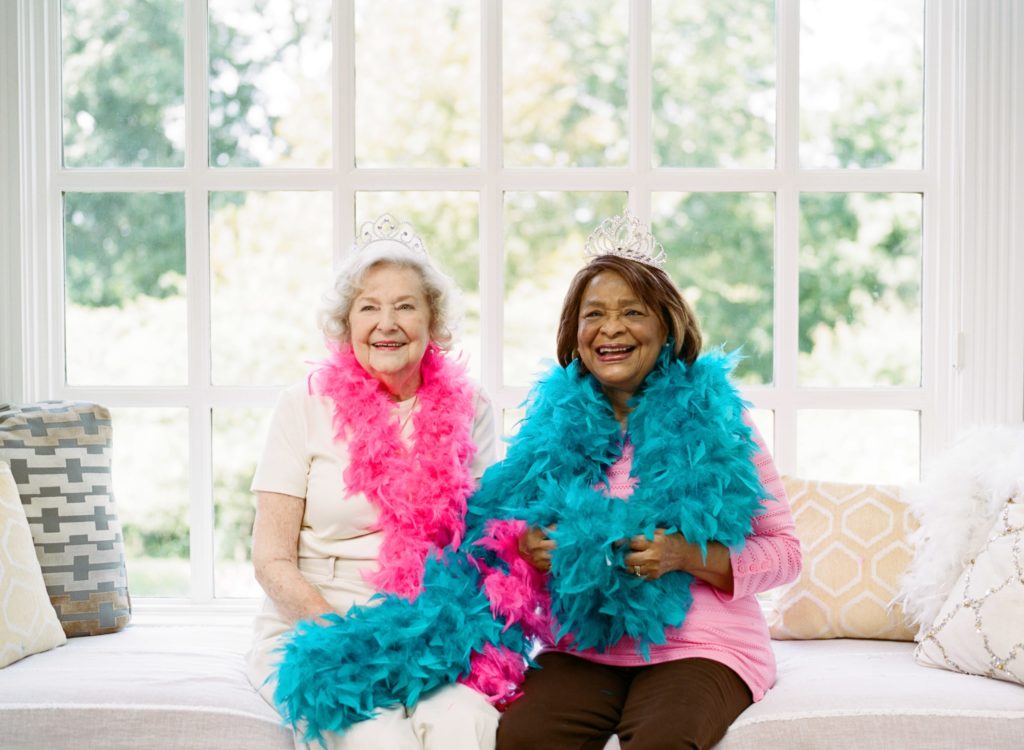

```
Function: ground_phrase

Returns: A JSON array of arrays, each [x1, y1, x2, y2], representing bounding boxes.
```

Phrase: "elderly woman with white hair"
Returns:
[[245, 215, 499, 750]]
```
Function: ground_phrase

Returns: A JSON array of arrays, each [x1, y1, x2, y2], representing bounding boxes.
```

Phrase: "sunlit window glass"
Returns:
[[798, 410, 920, 484], [800, 0, 924, 169], [652, 0, 775, 168], [112, 408, 190, 597], [209, 191, 331, 386], [65, 192, 187, 386], [209, 0, 332, 168], [652, 192, 774, 384], [749, 409, 775, 455], [213, 408, 269, 598], [799, 193, 922, 387], [355, 193, 482, 378], [62, 0, 185, 167], [355, 0, 480, 167], [504, 0, 628, 167], [503, 191, 627, 385]]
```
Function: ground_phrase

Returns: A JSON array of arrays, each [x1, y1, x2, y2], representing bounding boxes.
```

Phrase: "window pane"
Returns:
[[112, 408, 189, 597], [504, 0, 628, 167], [355, 0, 480, 167], [797, 410, 919, 484], [800, 0, 924, 169], [652, 0, 775, 168], [62, 0, 185, 167], [213, 408, 267, 598], [652, 192, 774, 384], [503, 191, 627, 385], [749, 408, 774, 455], [209, 0, 332, 168], [65, 192, 187, 386], [210, 191, 331, 385], [355, 193, 481, 378], [799, 193, 921, 387]]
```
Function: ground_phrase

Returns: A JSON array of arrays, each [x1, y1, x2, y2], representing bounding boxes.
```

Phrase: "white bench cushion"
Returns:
[[0, 624, 291, 750]]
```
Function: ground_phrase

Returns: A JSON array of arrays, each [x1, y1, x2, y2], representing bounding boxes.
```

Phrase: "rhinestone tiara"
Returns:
[[583, 210, 667, 269], [355, 214, 429, 256]]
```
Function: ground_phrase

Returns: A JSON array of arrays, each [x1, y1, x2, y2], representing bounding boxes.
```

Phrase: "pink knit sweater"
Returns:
[[544, 419, 802, 701]]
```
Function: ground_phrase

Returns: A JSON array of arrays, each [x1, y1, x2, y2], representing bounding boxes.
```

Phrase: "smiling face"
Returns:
[[577, 270, 668, 409], [348, 263, 431, 399]]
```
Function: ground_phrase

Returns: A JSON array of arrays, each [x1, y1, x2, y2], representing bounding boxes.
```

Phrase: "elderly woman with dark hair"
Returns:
[[245, 215, 499, 750], [488, 212, 803, 750]]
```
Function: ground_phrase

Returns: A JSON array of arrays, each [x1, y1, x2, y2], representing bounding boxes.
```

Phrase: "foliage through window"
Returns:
[[54, 0, 927, 600]]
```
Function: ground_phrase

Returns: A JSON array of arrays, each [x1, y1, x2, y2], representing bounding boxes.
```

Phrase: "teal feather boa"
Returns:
[[274, 346, 766, 741], [275, 552, 531, 745], [467, 345, 767, 654]]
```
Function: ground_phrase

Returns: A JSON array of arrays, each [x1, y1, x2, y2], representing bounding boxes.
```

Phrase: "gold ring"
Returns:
[[633, 565, 642, 577]]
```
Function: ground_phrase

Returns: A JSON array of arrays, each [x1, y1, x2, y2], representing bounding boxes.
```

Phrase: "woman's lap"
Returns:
[[496, 652, 752, 750], [248, 567, 498, 750]]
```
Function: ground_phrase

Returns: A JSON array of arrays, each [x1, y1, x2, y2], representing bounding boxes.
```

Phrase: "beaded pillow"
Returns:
[[767, 477, 916, 640], [915, 497, 1023, 684], [0, 402, 131, 637]]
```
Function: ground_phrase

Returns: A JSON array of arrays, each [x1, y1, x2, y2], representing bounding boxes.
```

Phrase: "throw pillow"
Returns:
[[767, 477, 916, 640], [1, 461, 67, 667], [897, 424, 1024, 636], [0, 402, 131, 637], [915, 497, 1023, 685]]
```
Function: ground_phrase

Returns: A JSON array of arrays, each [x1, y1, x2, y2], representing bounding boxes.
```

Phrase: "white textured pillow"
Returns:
[[898, 424, 1024, 634], [915, 498, 1023, 685], [1, 462, 67, 668]]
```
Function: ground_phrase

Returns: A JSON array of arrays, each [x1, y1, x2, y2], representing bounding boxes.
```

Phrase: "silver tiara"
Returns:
[[355, 214, 429, 256], [583, 210, 667, 269]]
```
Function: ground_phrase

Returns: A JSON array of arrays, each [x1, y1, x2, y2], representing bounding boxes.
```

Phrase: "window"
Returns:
[[10, 0, 1022, 605]]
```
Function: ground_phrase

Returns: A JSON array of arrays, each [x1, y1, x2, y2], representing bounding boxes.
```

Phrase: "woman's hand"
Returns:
[[623, 529, 693, 579], [518, 525, 557, 573], [623, 529, 736, 593]]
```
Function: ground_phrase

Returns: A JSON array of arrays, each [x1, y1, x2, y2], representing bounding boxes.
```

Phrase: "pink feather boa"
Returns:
[[458, 519, 555, 705], [311, 344, 543, 706], [311, 344, 477, 599]]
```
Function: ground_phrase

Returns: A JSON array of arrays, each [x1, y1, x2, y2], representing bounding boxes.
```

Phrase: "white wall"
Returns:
[[953, 0, 1024, 427]]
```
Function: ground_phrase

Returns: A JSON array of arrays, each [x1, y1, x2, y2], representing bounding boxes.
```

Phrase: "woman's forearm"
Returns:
[[252, 491, 335, 624], [681, 539, 735, 595], [255, 558, 334, 624]]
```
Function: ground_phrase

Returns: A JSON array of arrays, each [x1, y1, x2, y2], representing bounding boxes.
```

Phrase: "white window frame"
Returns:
[[3, 0, 1023, 614]]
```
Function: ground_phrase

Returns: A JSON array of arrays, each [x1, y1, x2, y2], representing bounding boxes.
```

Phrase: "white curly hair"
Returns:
[[319, 235, 462, 350]]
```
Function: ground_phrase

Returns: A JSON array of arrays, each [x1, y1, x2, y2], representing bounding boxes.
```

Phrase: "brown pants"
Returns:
[[496, 652, 753, 750]]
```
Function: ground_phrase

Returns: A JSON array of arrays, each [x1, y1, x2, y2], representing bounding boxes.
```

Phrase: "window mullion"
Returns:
[[481, 0, 503, 406], [185, 0, 214, 601], [771, 0, 801, 474], [336, 0, 356, 266], [920, 0, 958, 463], [629, 0, 652, 219]]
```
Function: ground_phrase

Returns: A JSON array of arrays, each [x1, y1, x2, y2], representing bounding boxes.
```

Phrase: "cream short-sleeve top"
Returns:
[[251, 379, 497, 563]]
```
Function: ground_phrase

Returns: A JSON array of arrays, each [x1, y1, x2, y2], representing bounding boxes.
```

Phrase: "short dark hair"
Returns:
[[555, 255, 702, 369]]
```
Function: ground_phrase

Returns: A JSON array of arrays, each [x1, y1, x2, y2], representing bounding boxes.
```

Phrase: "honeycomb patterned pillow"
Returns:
[[0, 402, 131, 637], [1, 461, 67, 667], [767, 477, 916, 640]]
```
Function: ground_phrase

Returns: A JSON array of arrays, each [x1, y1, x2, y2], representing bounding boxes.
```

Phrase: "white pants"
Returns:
[[308, 683, 499, 750], [246, 556, 498, 750]]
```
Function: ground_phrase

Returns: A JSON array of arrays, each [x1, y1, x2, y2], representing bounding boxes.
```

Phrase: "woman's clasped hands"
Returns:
[[518, 525, 697, 580]]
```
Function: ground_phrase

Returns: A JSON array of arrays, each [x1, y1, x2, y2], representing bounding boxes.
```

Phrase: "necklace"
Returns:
[[397, 394, 419, 435]]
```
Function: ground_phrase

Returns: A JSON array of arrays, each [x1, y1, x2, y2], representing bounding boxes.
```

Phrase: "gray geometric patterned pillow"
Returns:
[[0, 401, 131, 637]]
